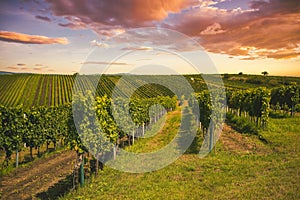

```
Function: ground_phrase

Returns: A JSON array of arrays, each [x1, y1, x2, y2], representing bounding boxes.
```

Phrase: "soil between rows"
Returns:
[[0, 150, 76, 200]]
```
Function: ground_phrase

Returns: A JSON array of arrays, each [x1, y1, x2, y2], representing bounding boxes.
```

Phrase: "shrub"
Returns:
[[226, 113, 259, 135]]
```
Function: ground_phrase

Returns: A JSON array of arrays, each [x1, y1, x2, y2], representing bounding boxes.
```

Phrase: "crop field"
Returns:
[[0, 73, 299, 200]]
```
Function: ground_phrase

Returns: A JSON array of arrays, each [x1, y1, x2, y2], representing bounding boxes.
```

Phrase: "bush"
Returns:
[[269, 111, 290, 118], [226, 113, 259, 135], [245, 78, 262, 84], [295, 104, 300, 112]]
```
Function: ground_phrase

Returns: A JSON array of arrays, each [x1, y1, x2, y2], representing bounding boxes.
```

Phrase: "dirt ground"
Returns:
[[220, 124, 270, 154], [0, 150, 76, 200]]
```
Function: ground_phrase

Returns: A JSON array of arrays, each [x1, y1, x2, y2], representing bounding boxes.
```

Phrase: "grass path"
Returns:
[[126, 106, 182, 153], [63, 112, 300, 200]]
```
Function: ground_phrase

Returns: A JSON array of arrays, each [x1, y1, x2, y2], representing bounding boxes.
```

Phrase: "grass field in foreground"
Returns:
[[62, 110, 300, 200]]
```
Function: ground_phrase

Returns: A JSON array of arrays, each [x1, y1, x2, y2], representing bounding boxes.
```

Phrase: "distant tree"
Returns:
[[238, 72, 243, 75], [261, 71, 269, 76], [223, 73, 229, 79]]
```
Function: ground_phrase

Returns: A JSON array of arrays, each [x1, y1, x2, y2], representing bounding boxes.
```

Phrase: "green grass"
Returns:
[[62, 109, 300, 199], [126, 108, 181, 153]]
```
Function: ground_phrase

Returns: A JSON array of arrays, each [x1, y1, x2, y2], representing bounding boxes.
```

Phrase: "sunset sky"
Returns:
[[0, 0, 299, 76]]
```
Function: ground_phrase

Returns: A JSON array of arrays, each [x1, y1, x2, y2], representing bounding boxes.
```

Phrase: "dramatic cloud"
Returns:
[[46, 0, 198, 28], [43, 0, 300, 59], [199, 12, 300, 59], [0, 31, 68, 44], [163, 0, 300, 59]]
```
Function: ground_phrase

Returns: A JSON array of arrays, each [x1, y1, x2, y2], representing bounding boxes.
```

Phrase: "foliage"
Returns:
[[261, 71, 269, 76], [270, 84, 300, 116], [226, 113, 259, 135], [0, 105, 25, 164], [0, 91, 177, 168], [227, 87, 271, 128]]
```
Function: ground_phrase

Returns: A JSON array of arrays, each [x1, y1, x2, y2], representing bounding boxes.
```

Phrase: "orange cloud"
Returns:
[[159, 0, 300, 59], [46, 0, 198, 28], [0, 31, 68, 44], [199, 12, 300, 59], [43, 0, 300, 59]]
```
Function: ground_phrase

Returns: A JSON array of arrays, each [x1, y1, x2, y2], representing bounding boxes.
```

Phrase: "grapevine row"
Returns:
[[0, 93, 177, 180]]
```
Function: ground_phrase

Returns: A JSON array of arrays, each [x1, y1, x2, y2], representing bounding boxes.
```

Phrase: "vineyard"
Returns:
[[0, 73, 299, 199], [0, 74, 184, 108]]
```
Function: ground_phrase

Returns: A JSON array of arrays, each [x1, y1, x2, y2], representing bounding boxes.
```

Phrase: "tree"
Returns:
[[261, 71, 269, 76], [223, 73, 230, 78]]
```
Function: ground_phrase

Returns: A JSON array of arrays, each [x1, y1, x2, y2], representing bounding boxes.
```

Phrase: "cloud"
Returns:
[[256, 48, 300, 60], [198, 11, 300, 59], [121, 46, 153, 51], [7, 66, 19, 70], [239, 57, 258, 60], [90, 40, 110, 48], [46, 0, 198, 28], [7, 66, 28, 70], [33, 67, 43, 71], [42, 0, 300, 59], [200, 22, 226, 35], [163, 0, 300, 59], [35, 15, 51, 22], [137, 58, 152, 61], [58, 22, 85, 29], [82, 61, 130, 66], [0, 31, 68, 44], [17, 63, 26, 66]]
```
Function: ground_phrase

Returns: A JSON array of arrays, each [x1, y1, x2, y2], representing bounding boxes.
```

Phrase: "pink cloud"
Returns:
[[43, 0, 300, 59], [0, 31, 68, 44], [46, 0, 198, 28]]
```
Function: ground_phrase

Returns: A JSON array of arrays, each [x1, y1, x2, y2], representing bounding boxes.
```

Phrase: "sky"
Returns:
[[0, 0, 299, 76]]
